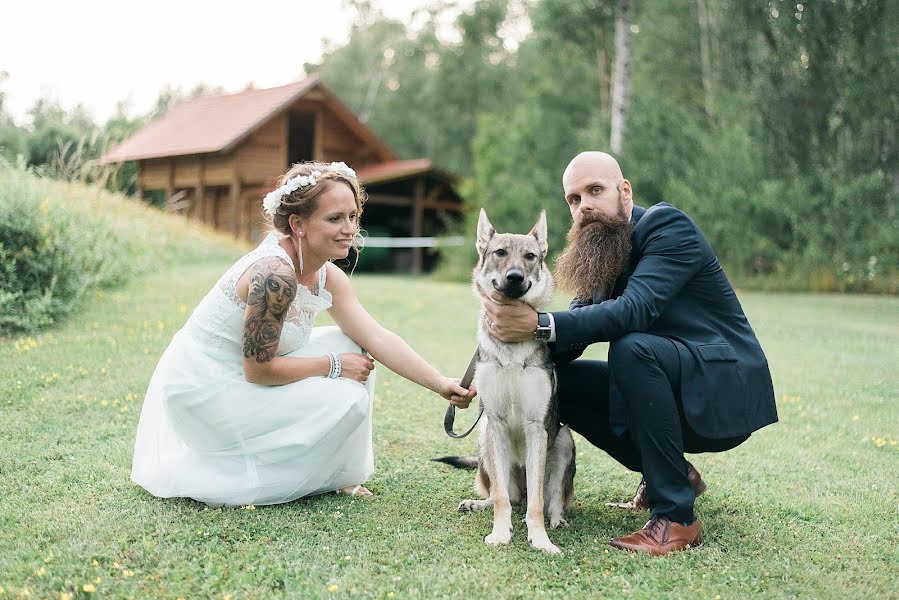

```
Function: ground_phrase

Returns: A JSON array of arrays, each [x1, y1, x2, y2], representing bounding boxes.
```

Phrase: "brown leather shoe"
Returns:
[[606, 461, 707, 510], [608, 515, 702, 556]]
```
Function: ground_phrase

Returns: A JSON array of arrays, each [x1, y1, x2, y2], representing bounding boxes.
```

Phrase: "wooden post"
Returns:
[[137, 160, 145, 200], [411, 176, 425, 274], [230, 169, 242, 238], [165, 159, 175, 208], [195, 156, 206, 222], [280, 114, 289, 169], [313, 109, 323, 161]]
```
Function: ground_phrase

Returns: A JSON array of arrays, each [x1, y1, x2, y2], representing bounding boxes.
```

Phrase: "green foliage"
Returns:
[[312, 0, 517, 175], [318, 0, 897, 292], [0, 159, 243, 334]]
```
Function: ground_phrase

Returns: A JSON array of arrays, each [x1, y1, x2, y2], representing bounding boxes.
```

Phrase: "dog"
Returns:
[[435, 209, 575, 554]]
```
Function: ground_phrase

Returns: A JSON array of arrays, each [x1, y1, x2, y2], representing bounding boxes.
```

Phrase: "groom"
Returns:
[[483, 151, 777, 555]]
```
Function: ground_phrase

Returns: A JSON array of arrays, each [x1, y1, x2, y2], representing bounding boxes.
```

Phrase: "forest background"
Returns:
[[2, 0, 896, 293]]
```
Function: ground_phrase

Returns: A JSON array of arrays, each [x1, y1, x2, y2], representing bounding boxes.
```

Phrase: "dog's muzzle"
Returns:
[[494, 268, 531, 299]]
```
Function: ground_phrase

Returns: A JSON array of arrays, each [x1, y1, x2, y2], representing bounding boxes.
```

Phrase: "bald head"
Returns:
[[562, 151, 633, 223], [563, 152, 624, 188]]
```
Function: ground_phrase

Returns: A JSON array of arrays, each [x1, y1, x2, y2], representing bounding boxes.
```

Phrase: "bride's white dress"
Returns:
[[131, 233, 375, 506]]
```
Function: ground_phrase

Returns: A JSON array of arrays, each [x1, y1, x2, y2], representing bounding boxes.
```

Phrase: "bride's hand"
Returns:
[[438, 376, 477, 408], [339, 352, 375, 383]]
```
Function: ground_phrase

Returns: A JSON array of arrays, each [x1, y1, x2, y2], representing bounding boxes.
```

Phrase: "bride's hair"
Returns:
[[268, 161, 367, 243]]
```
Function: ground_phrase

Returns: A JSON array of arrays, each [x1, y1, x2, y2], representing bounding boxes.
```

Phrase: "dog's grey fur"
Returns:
[[439, 209, 576, 554]]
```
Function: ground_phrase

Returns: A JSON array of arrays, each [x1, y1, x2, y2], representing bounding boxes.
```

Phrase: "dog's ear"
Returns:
[[476, 209, 495, 255], [529, 209, 548, 257]]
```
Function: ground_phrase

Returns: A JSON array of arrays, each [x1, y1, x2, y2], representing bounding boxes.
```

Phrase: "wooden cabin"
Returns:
[[100, 76, 464, 272]]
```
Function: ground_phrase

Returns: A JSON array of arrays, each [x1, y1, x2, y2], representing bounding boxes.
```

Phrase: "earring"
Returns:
[[295, 233, 304, 274]]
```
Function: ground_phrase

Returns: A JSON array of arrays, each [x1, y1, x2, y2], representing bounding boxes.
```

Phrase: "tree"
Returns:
[[609, 0, 633, 154]]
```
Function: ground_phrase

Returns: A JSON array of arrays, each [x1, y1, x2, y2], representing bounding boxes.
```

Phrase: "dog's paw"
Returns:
[[528, 533, 562, 555], [549, 516, 569, 529], [485, 530, 512, 546], [532, 540, 562, 555], [458, 499, 483, 513]]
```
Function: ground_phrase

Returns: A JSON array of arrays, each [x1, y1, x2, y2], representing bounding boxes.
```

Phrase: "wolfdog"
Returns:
[[436, 209, 576, 554]]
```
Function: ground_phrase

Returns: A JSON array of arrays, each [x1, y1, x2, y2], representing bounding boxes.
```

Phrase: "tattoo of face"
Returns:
[[242, 258, 298, 363]]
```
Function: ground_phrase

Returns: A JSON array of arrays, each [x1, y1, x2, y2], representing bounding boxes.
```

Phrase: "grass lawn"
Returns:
[[1, 258, 897, 599]]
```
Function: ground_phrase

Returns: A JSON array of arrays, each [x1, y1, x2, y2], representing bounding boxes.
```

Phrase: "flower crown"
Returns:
[[262, 162, 357, 216]]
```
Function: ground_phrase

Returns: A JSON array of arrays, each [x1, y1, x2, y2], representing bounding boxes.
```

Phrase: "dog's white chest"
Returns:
[[475, 359, 553, 434]]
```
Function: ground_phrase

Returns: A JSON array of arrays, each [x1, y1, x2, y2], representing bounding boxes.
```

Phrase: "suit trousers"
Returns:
[[556, 332, 749, 523]]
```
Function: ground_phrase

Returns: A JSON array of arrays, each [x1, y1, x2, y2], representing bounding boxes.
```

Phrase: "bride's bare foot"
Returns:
[[336, 484, 374, 498]]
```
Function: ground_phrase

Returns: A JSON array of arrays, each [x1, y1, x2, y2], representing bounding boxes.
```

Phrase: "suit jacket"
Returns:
[[551, 203, 778, 439]]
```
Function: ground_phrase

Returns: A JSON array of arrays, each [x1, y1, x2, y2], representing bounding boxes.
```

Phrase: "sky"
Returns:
[[1, 0, 454, 125]]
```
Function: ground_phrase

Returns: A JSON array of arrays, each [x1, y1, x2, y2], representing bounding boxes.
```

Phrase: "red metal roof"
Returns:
[[357, 159, 451, 185], [101, 78, 320, 163]]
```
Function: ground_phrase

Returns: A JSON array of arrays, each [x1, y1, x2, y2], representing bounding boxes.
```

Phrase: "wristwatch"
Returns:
[[534, 312, 552, 341]]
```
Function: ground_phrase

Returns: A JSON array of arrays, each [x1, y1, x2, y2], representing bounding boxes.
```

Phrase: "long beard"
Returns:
[[555, 208, 633, 301]]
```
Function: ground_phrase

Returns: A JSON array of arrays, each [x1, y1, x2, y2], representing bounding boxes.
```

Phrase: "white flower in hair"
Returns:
[[262, 173, 318, 216], [329, 162, 356, 178]]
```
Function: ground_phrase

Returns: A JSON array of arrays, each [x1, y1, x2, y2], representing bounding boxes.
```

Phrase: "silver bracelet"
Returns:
[[327, 352, 341, 379]]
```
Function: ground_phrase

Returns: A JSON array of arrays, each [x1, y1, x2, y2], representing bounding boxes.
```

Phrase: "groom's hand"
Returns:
[[482, 292, 539, 343]]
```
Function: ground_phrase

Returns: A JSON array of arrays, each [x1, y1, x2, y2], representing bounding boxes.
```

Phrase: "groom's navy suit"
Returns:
[[550, 202, 777, 522]]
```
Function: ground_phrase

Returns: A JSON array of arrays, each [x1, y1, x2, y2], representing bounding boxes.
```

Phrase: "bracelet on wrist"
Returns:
[[327, 352, 342, 379]]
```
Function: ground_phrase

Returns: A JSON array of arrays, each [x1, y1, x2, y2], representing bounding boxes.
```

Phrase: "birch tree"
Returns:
[[609, 0, 633, 154]]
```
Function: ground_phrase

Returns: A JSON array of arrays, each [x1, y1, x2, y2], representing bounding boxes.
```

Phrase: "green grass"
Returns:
[[1, 259, 897, 599]]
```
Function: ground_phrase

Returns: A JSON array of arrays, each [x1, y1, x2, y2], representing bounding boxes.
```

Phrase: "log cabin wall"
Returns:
[[236, 116, 287, 188], [139, 159, 170, 190], [318, 108, 380, 167], [287, 98, 380, 169]]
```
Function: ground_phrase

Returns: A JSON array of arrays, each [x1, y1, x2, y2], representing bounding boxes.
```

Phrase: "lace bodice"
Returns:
[[184, 233, 332, 357]]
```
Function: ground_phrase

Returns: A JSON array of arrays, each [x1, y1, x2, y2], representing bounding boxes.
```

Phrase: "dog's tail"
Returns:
[[431, 455, 478, 469]]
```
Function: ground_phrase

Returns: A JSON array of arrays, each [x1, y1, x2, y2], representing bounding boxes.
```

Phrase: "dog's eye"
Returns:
[[494, 249, 507, 257], [524, 252, 537, 261]]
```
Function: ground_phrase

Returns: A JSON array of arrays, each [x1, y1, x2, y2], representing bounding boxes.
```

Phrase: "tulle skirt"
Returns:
[[131, 326, 375, 506]]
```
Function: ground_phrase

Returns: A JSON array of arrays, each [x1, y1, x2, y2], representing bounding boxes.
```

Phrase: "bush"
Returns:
[[0, 158, 243, 334]]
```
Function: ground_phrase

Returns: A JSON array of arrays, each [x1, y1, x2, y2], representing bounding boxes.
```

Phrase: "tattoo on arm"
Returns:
[[242, 257, 297, 363]]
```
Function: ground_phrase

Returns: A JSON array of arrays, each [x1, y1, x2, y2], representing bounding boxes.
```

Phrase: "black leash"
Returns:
[[443, 349, 484, 438]]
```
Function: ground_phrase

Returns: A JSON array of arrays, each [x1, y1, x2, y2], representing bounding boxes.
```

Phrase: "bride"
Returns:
[[131, 161, 474, 506]]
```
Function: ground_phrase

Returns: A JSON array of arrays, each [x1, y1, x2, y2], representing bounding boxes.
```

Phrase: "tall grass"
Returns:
[[0, 159, 244, 334]]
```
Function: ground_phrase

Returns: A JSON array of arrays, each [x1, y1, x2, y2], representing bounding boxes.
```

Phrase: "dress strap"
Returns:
[[265, 234, 296, 271], [318, 264, 328, 293]]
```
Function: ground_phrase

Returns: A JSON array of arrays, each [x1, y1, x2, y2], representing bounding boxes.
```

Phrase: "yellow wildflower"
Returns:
[[35, 567, 45, 576], [60, 593, 73, 600], [327, 584, 339, 593], [82, 584, 96, 593]]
